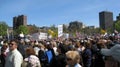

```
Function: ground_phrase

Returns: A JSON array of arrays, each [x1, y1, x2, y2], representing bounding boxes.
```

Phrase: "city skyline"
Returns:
[[0, 0, 120, 27]]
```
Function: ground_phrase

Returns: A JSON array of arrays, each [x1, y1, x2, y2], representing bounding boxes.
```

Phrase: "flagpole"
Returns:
[[7, 28, 9, 41]]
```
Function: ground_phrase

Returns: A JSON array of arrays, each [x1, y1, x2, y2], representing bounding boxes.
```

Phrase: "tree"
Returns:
[[27, 24, 38, 34], [63, 24, 69, 33], [68, 21, 83, 33], [94, 27, 101, 34], [106, 28, 113, 34], [15, 25, 29, 35], [115, 20, 120, 32], [0, 21, 8, 36]]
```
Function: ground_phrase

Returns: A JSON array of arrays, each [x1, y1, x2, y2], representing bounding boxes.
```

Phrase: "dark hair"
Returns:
[[9, 39, 18, 46], [58, 43, 68, 54], [26, 47, 35, 56]]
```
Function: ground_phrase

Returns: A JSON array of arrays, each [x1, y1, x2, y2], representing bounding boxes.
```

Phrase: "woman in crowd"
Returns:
[[66, 50, 82, 67], [0, 42, 9, 67], [22, 47, 41, 67]]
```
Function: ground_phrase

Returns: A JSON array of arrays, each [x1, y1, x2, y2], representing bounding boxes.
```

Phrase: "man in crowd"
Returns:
[[5, 39, 23, 67]]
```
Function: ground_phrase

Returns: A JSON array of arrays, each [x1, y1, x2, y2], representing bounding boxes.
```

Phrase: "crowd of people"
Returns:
[[0, 33, 120, 67]]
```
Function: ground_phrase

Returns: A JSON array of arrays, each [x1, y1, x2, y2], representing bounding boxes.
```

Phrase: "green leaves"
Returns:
[[15, 25, 29, 35], [115, 20, 120, 32], [0, 21, 8, 36]]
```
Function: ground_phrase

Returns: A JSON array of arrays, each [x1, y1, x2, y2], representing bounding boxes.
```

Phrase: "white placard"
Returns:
[[39, 32, 48, 40], [58, 25, 63, 37]]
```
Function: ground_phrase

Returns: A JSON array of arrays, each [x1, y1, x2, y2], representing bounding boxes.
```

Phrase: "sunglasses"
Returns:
[[9, 43, 14, 46]]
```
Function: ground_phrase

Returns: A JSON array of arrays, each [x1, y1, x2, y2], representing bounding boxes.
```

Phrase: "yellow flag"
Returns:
[[48, 29, 55, 37], [101, 29, 106, 34]]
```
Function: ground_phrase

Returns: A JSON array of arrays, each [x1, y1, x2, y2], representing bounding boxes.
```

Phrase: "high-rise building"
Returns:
[[13, 15, 27, 29], [99, 11, 113, 31], [116, 13, 120, 21]]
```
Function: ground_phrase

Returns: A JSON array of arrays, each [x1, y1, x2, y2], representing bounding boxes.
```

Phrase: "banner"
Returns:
[[58, 25, 63, 37], [39, 32, 47, 40]]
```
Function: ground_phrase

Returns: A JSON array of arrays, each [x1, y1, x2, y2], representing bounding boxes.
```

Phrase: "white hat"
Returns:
[[1, 41, 4, 45], [25, 38, 30, 42], [101, 44, 120, 62], [19, 33, 24, 37], [46, 42, 50, 45]]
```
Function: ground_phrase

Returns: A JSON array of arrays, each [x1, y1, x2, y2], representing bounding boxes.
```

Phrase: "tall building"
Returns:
[[116, 13, 120, 21], [99, 11, 113, 31], [13, 15, 27, 29]]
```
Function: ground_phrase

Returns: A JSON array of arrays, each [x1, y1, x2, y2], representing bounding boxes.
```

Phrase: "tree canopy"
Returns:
[[0, 21, 8, 36], [27, 24, 38, 34], [15, 25, 29, 35], [115, 20, 120, 32]]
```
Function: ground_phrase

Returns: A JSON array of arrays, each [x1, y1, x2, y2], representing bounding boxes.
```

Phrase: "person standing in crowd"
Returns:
[[23, 47, 41, 67], [5, 39, 23, 67], [50, 43, 68, 67], [0, 42, 9, 67], [38, 43, 46, 67], [101, 44, 120, 67], [92, 40, 105, 67], [66, 50, 82, 67], [33, 40, 40, 56], [17, 39, 26, 59], [82, 40, 92, 67]]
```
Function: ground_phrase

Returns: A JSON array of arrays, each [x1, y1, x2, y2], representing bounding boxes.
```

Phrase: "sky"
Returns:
[[0, 0, 120, 27]]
